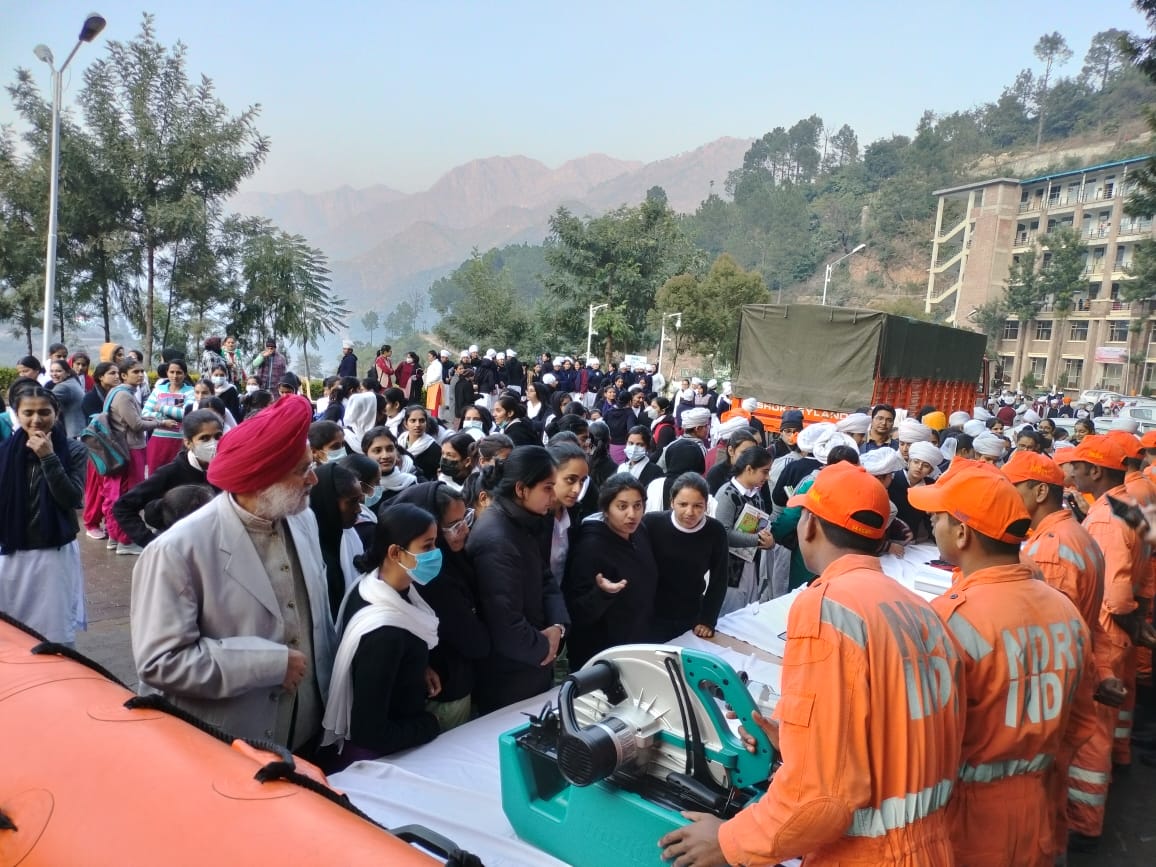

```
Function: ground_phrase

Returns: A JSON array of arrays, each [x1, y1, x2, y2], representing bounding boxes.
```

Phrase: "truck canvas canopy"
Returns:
[[734, 304, 987, 413]]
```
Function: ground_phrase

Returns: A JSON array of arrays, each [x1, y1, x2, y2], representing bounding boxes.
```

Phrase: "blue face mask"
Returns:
[[403, 547, 443, 585], [364, 484, 385, 508]]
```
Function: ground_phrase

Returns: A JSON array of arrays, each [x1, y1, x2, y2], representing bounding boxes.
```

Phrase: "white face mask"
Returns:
[[646, 406, 659, 420], [325, 446, 346, 462], [463, 420, 483, 430], [211, 375, 226, 387], [192, 440, 218, 463], [624, 444, 647, 463], [245, 384, 259, 394]]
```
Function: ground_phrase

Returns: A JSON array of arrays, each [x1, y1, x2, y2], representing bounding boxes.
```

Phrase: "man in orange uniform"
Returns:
[[1057, 435, 1156, 777], [908, 460, 1096, 866], [659, 462, 964, 867], [1002, 450, 1125, 847], [1104, 430, 1156, 767]]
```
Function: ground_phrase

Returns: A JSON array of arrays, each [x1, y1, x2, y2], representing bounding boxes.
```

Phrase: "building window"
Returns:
[[1062, 358, 1083, 388], [1035, 320, 1052, 340], [1030, 357, 1047, 380], [1101, 363, 1124, 389], [1108, 321, 1130, 342], [1000, 356, 1015, 383], [973, 189, 984, 207], [1002, 321, 1020, 340], [1069, 321, 1088, 341]]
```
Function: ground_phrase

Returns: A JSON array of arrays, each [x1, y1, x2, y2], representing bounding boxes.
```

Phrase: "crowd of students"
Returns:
[[4, 332, 1156, 863]]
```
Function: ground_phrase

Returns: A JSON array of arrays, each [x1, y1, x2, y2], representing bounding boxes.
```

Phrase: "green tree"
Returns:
[[80, 14, 269, 361], [1081, 29, 1132, 91], [0, 126, 47, 351], [232, 221, 345, 379], [1005, 248, 1043, 320], [384, 299, 421, 340], [361, 309, 380, 344], [433, 249, 530, 350], [543, 197, 699, 359], [1125, 3, 1156, 220], [1038, 227, 1087, 316], [1033, 32, 1073, 148], [972, 300, 1009, 357], [1123, 239, 1156, 303], [656, 254, 768, 368]]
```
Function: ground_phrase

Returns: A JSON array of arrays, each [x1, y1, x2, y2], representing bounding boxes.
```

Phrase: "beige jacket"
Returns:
[[130, 494, 336, 743]]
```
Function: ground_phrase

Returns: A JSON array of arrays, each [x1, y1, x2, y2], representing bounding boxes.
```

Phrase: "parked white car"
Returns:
[[1093, 404, 1156, 435]]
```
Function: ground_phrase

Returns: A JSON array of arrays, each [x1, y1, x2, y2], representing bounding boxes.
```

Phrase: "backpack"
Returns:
[[80, 386, 131, 476]]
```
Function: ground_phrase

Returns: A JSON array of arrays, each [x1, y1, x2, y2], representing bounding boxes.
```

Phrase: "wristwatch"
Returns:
[[553, 623, 567, 640]]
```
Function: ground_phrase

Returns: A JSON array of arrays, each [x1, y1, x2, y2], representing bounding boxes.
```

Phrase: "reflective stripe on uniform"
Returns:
[[820, 597, 867, 649], [958, 752, 1053, 783], [1115, 727, 1131, 738], [1118, 711, 1133, 721], [947, 612, 993, 661], [1068, 788, 1108, 807], [1067, 765, 1110, 785], [845, 778, 953, 838], [1057, 543, 1087, 571]]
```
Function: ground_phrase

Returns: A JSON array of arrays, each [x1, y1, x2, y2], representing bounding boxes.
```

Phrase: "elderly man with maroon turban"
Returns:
[[130, 395, 336, 750]]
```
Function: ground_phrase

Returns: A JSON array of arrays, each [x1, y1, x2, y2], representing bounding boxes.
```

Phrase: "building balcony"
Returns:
[[1084, 265, 1105, 277], [1019, 201, 1041, 214], [1118, 221, 1153, 238], [1085, 225, 1112, 241], [1013, 230, 1036, 248]]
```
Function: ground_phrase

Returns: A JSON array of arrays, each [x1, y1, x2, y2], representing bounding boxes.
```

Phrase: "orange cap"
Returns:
[[1062, 396, 1071, 404], [1105, 429, 1142, 461], [1053, 434, 1127, 470], [907, 460, 1032, 543], [1001, 450, 1066, 487], [787, 461, 889, 540], [1141, 431, 1156, 449]]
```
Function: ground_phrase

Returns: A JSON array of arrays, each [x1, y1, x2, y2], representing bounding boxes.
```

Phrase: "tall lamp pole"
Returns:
[[657, 311, 682, 379], [585, 303, 608, 360], [35, 12, 107, 364], [821, 242, 867, 306]]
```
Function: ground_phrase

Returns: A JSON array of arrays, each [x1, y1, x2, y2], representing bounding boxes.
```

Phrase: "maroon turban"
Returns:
[[207, 394, 312, 494]]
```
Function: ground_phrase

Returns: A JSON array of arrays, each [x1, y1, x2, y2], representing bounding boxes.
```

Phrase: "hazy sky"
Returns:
[[3, 1, 1149, 194]]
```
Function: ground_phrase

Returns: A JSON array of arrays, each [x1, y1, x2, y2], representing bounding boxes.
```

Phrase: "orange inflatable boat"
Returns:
[[0, 614, 480, 867]]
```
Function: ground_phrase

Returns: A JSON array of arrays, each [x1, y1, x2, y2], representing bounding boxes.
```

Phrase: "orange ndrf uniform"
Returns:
[[718, 555, 964, 866], [911, 460, 1097, 866], [1081, 485, 1145, 767], [718, 463, 965, 867], [1021, 509, 1112, 838]]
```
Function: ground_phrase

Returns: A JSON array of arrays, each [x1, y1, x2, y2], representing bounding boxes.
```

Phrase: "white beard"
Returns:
[[254, 478, 311, 521]]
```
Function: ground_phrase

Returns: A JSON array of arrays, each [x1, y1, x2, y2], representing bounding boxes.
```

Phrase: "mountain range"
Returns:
[[229, 136, 752, 315]]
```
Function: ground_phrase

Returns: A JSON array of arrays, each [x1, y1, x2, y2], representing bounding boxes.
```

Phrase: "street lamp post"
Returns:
[[657, 311, 682, 380], [585, 303, 608, 360], [35, 13, 106, 364], [821, 242, 867, 306]]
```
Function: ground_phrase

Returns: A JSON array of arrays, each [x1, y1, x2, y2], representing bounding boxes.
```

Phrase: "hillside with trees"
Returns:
[[425, 23, 1156, 371]]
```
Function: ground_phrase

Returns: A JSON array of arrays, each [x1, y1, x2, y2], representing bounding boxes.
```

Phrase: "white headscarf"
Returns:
[[948, 411, 970, 428], [896, 419, 934, 444], [798, 422, 836, 455], [962, 419, 987, 438], [836, 413, 871, 435], [322, 572, 439, 749], [343, 392, 380, 453], [908, 441, 944, 467], [861, 448, 906, 476], [973, 431, 1005, 458], [814, 431, 859, 464]]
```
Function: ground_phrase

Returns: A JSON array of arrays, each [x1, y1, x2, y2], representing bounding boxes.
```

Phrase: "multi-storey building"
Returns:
[[925, 156, 1155, 395]]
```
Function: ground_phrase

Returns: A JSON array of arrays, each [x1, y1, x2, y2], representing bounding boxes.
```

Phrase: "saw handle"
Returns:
[[679, 649, 774, 789]]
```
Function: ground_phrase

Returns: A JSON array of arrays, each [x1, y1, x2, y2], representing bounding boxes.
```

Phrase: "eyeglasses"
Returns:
[[299, 461, 319, 479], [441, 508, 475, 537]]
